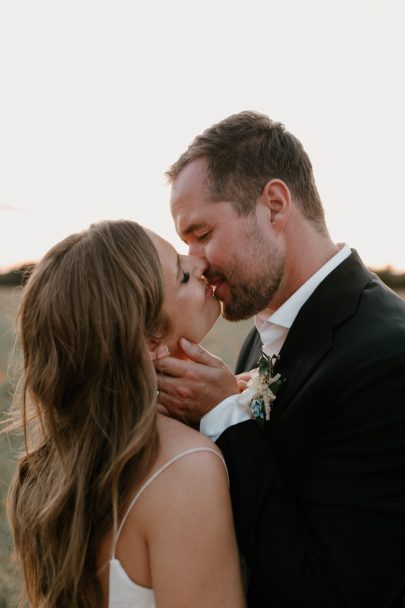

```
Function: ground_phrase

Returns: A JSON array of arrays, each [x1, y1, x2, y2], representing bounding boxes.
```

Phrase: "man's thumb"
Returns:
[[179, 337, 218, 366]]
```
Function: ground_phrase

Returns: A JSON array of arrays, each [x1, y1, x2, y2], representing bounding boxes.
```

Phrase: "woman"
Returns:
[[7, 220, 245, 608]]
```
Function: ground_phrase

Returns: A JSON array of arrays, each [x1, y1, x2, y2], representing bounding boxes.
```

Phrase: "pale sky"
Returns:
[[0, 0, 404, 271]]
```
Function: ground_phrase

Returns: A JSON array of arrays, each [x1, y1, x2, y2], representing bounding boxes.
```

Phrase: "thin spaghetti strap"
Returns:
[[111, 447, 228, 559]]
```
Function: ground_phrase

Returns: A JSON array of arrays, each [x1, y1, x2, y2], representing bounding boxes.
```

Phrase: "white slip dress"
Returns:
[[108, 447, 228, 607]]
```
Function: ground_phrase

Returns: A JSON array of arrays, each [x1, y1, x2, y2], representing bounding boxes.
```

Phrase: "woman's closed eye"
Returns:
[[180, 271, 190, 284]]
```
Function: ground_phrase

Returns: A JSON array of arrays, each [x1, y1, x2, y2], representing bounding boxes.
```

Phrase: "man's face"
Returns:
[[170, 158, 284, 320]]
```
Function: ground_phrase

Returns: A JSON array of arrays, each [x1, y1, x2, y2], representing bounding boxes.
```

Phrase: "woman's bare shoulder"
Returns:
[[140, 423, 244, 608], [156, 414, 222, 462], [96, 416, 231, 599], [145, 415, 228, 504], [140, 416, 229, 521]]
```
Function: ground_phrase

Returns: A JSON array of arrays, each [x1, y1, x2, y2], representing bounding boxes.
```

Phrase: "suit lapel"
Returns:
[[270, 251, 372, 419], [235, 329, 262, 373]]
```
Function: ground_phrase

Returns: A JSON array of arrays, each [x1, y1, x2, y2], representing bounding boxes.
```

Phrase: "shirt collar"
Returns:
[[256, 244, 352, 332]]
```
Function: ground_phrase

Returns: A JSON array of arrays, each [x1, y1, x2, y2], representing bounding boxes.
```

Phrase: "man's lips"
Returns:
[[207, 278, 226, 300], [202, 275, 219, 298], [205, 283, 215, 298], [205, 275, 223, 288]]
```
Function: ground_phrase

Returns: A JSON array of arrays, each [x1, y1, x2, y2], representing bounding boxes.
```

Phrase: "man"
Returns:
[[157, 111, 405, 607]]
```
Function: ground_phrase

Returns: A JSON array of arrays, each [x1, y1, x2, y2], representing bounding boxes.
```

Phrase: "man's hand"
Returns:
[[155, 338, 239, 426], [235, 371, 256, 392]]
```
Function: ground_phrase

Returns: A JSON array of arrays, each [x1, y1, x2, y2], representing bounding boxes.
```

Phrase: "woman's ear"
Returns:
[[148, 339, 170, 361], [259, 178, 292, 225]]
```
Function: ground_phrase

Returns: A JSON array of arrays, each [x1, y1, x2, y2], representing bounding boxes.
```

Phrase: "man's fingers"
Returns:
[[155, 355, 191, 378], [179, 338, 224, 368], [154, 340, 239, 424], [237, 379, 249, 391], [157, 372, 193, 400], [156, 345, 225, 380], [157, 403, 170, 416], [156, 387, 200, 426], [154, 341, 228, 379], [236, 371, 255, 382]]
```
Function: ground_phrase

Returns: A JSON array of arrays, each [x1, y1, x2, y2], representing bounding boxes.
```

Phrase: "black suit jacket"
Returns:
[[217, 251, 405, 607]]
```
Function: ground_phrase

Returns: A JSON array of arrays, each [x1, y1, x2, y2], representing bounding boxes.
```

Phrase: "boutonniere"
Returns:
[[238, 353, 285, 427]]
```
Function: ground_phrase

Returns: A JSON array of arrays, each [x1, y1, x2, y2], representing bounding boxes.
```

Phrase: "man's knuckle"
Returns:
[[177, 385, 191, 399]]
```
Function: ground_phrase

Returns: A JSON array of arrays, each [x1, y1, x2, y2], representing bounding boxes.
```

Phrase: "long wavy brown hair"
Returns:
[[7, 220, 168, 607]]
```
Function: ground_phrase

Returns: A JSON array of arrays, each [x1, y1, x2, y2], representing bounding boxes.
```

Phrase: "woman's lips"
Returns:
[[205, 283, 215, 298]]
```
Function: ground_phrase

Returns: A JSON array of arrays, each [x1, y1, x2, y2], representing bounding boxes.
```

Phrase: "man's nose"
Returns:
[[191, 254, 209, 278], [188, 241, 204, 259]]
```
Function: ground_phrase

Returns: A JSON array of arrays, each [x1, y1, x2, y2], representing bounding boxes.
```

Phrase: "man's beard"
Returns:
[[216, 243, 284, 322]]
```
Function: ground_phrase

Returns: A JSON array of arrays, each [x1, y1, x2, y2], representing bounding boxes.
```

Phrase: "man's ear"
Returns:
[[149, 339, 170, 361], [259, 179, 292, 226]]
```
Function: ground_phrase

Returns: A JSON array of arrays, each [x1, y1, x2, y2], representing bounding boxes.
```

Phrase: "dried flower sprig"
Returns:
[[242, 353, 285, 427]]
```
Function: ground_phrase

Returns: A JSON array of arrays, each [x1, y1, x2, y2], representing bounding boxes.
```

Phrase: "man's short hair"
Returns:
[[167, 110, 326, 230]]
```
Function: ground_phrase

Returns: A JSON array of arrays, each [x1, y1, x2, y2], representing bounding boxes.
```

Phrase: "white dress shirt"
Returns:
[[200, 244, 352, 441]]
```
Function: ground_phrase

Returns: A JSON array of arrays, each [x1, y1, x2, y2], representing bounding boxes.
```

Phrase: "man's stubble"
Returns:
[[219, 224, 284, 321]]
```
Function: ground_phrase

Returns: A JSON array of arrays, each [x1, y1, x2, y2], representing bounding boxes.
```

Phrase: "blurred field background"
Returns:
[[0, 287, 23, 608], [1, 283, 404, 605]]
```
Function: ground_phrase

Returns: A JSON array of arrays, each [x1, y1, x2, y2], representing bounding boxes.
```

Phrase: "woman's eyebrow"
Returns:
[[176, 253, 181, 280]]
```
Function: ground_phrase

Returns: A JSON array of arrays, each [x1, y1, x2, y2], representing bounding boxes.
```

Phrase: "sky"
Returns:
[[0, 0, 404, 272]]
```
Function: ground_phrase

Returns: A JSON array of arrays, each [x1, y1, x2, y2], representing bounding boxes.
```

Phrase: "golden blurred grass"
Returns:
[[0, 286, 23, 607]]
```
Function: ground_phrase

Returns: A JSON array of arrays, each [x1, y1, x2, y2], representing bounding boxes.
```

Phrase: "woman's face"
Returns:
[[147, 230, 220, 355]]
